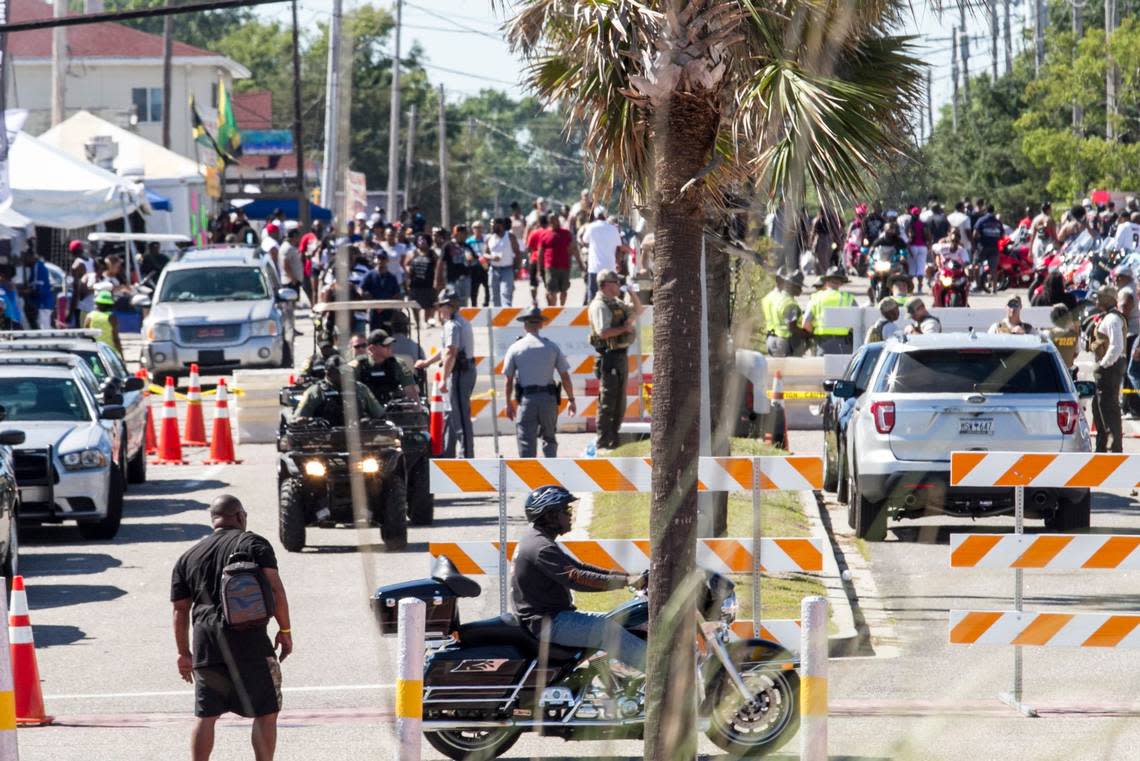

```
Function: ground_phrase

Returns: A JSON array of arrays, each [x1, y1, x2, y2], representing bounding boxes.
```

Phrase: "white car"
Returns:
[[837, 333, 1093, 540], [0, 355, 126, 540]]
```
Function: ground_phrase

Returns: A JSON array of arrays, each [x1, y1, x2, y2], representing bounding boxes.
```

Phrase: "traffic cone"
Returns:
[[182, 363, 208, 447], [153, 377, 187, 465], [9, 576, 52, 726], [204, 379, 241, 465], [429, 372, 445, 457], [140, 369, 157, 455]]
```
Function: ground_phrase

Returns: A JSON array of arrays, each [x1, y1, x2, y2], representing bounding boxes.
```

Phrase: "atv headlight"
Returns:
[[360, 457, 380, 474], [61, 448, 109, 471], [250, 319, 279, 337], [720, 592, 738, 624], [304, 460, 327, 478]]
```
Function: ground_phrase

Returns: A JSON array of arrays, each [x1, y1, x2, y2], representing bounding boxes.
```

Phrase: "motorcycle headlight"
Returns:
[[251, 319, 279, 337], [61, 448, 109, 471], [304, 460, 326, 478], [720, 592, 738, 624], [874, 261, 892, 273], [360, 457, 380, 474], [941, 276, 953, 287], [145, 322, 174, 342]]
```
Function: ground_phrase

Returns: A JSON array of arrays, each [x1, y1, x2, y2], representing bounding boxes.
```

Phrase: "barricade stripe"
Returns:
[[717, 458, 752, 490], [1012, 536, 1073, 568], [569, 310, 591, 326], [950, 451, 987, 485], [994, 454, 1056, 487], [634, 539, 651, 557], [493, 309, 521, 327], [788, 457, 824, 489], [950, 535, 1003, 568], [704, 539, 751, 573], [563, 541, 620, 572], [949, 611, 1002, 644], [774, 539, 824, 572], [1011, 613, 1072, 646], [576, 459, 637, 492], [1083, 615, 1140, 648], [1083, 536, 1140, 569], [428, 543, 483, 575], [1065, 454, 1128, 488], [433, 461, 496, 492], [506, 460, 558, 491]]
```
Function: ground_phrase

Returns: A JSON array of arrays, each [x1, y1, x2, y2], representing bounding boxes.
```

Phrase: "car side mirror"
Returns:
[[0, 430, 23, 446], [102, 389, 124, 406], [100, 404, 126, 420], [131, 294, 152, 308], [124, 376, 145, 393], [832, 379, 857, 399], [821, 379, 837, 393], [0, 405, 6, 423], [277, 287, 299, 303], [1075, 380, 1096, 399]]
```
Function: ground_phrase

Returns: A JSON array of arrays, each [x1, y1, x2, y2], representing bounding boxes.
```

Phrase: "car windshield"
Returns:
[[874, 349, 1065, 395], [0, 377, 91, 421], [158, 267, 268, 302]]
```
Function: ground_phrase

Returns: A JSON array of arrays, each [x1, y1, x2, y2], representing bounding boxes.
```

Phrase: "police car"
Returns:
[[0, 355, 127, 540]]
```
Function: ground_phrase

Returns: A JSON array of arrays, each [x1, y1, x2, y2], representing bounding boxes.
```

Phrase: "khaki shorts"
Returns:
[[543, 268, 570, 294]]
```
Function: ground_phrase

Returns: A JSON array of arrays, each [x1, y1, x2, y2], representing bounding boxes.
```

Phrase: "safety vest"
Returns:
[[762, 289, 798, 339], [87, 310, 115, 349], [810, 289, 854, 336]]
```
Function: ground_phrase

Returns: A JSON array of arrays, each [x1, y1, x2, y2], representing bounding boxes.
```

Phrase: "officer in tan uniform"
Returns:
[[1045, 305, 1080, 377], [587, 269, 643, 451]]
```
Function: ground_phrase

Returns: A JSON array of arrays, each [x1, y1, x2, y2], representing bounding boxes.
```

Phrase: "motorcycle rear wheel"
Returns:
[[424, 728, 522, 760], [707, 665, 799, 757]]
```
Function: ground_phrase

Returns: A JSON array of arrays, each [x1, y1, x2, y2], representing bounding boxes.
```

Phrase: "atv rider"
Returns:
[[292, 355, 385, 422], [511, 485, 648, 673], [299, 340, 337, 381], [352, 329, 419, 403]]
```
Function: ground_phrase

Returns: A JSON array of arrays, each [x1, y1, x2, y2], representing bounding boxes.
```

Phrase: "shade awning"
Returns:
[[145, 189, 172, 211], [232, 198, 332, 221]]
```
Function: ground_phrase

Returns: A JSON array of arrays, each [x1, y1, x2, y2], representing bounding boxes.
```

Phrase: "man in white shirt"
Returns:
[[946, 201, 973, 255], [1089, 286, 1126, 452], [568, 190, 593, 233], [526, 197, 548, 235], [379, 226, 408, 286], [279, 224, 305, 339], [1113, 211, 1140, 252], [582, 208, 630, 301]]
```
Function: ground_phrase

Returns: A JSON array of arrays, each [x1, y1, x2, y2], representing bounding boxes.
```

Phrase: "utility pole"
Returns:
[[1034, 0, 1045, 77], [1072, 0, 1083, 131], [959, 5, 970, 99], [438, 83, 449, 229], [320, 0, 342, 211], [1106, 0, 1118, 141], [386, 0, 402, 222], [50, 0, 66, 125], [989, 0, 999, 81], [951, 26, 960, 132], [290, 0, 307, 227], [161, 7, 173, 148], [403, 103, 416, 212], [1002, 0, 1012, 75]]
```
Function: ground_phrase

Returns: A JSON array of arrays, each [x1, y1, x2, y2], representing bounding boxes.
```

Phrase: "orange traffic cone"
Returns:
[[153, 377, 187, 465], [429, 372, 445, 457], [9, 576, 52, 726], [140, 369, 157, 455], [204, 379, 241, 464], [182, 364, 208, 447]]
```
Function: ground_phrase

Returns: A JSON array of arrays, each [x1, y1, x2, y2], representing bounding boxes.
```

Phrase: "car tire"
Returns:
[[278, 478, 306, 552], [822, 436, 838, 493], [1047, 491, 1091, 532], [127, 442, 147, 485], [407, 455, 434, 526], [380, 466, 408, 551], [2, 512, 18, 581], [836, 443, 849, 506], [78, 468, 124, 541], [852, 467, 888, 542]]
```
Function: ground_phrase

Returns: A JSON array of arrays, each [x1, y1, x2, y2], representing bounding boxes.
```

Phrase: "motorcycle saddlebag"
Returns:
[[370, 579, 459, 638], [424, 646, 533, 709]]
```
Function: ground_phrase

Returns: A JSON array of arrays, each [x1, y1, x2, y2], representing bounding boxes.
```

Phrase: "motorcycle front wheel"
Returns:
[[424, 728, 522, 761], [707, 665, 799, 757]]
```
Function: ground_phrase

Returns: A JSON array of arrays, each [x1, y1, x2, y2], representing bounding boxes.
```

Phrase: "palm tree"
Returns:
[[502, 1, 922, 755]]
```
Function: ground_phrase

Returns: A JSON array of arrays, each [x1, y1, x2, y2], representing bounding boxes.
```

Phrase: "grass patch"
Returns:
[[579, 438, 827, 623]]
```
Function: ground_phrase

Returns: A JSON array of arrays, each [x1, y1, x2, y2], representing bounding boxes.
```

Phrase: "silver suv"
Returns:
[[836, 333, 1093, 540]]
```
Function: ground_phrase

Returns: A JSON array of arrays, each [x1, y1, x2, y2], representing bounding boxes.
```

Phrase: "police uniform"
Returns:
[[761, 269, 804, 357], [352, 355, 416, 404], [1087, 301, 1128, 452], [503, 311, 570, 457], [805, 268, 856, 354], [588, 278, 635, 449], [1046, 325, 1080, 371], [292, 380, 385, 423], [988, 317, 1035, 334], [440, 292, 477, 458]]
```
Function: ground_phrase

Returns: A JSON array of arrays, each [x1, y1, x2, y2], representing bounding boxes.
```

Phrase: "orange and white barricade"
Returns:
[[950, 451, 1140, 489], [467, 396, 646, 435], [951, 533, 1140, 570], [469, 354, 654, 378], [950, 610, 1140, 648]]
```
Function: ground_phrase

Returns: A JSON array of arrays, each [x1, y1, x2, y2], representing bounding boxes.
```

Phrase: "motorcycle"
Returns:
[[372, 557, 801, 760], [866, 244, 908, 303], [980, 235, 1035, 292], [930, 259, 970, 307], [843, 231, 869, 277]]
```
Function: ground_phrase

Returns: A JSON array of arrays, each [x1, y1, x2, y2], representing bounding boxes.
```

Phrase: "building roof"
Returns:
[[8, 0, 249, 76], [233, 91, 272, 130]]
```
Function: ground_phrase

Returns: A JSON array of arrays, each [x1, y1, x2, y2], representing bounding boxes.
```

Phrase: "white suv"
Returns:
[[837, 333, 1093, 540]]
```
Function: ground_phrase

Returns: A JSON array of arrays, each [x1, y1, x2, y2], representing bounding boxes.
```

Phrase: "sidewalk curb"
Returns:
[[800, 489, 860, 656]]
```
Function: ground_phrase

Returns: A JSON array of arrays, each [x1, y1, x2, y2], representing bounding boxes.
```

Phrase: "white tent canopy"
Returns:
[[9, 130, 144, 229], [40, 111, 205, 182]]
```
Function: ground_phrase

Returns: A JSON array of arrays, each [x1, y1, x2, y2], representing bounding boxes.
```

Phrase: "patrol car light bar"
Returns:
[[0, 330, 99, 342], [0, 355, 79, 366]]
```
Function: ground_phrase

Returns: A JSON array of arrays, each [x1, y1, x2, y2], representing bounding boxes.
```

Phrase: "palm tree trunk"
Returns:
[[646, 89, 719, 761], [705, 236, 730, 537]]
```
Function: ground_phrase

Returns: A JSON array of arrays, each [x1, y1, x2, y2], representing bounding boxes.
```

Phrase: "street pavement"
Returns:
[[18, 273, 1140, 759]]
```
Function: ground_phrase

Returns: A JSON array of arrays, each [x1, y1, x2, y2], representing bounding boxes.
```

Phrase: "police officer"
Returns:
[[903, 298, 942, 334], [352, 329, 419, 403], [1086, 286, 1127, 452], [588, 269, 643, 451], [988, 295, 1035, 334], [865, 298, 901, 343], [1045, 305, 1080, 377], [802, 266, 855, 354], [299, 340, 337, 380], [417, 286, 476, 458], [293, 355, 385, 422], [761, 267, 806, 357], [503, 307, 578, 457], [388, 310, 427, 391]]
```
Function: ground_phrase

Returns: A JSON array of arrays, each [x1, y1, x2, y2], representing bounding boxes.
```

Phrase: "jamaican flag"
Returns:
[[189, 95, 216, 150], [215, 80, 242, 161]]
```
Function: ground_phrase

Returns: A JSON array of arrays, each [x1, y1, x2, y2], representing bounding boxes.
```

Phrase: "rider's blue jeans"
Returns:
[[548, 610, 646, 671]]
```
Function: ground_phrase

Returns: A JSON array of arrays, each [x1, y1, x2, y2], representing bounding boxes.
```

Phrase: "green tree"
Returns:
[[98, 0, 252, 50]]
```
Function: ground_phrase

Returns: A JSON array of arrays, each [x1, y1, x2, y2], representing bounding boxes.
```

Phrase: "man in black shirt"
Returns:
[[510, 485, 647, 672], [171, 495, 292, 760]]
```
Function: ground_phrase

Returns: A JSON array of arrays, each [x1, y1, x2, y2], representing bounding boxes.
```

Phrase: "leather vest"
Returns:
[[591, 296, 633, 351], [1087, 309, 1127, 362]]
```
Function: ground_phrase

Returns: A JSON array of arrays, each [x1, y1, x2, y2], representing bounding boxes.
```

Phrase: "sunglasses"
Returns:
[[351, 343, 367, 350]]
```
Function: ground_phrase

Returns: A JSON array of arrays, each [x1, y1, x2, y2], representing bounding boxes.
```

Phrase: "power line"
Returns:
[[0, 0, 289, 32], [404, 2, 501, 40]]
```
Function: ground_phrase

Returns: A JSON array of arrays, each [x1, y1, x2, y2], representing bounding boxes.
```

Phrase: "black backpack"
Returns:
[[220, 533, 276, 630]]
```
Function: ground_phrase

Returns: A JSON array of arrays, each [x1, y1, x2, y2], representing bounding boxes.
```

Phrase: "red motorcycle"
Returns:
[[980, 234, 1034, 291], [931, 259, 970, 307]]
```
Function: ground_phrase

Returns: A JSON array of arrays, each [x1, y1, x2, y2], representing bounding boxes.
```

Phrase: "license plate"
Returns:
[[959, 418, 993, 435], [19, 486, 48, 503], [198, 350, 225, 366], [196, 327, 226, 338]]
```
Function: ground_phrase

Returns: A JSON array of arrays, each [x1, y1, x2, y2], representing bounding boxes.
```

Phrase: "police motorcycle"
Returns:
[[372, 558, 801, 759]]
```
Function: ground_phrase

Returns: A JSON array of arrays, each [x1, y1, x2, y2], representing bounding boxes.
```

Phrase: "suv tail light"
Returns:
[[871, 401, 895, 434], [1057, 401, 1079, 434]]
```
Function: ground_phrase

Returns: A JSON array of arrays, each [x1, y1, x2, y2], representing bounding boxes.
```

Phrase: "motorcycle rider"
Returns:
[[1057, 205, 1088, 247], [352, 329, 419, 403], [989, 295, 1036, 334], [802, 267, 856, 354], [904, 298, 942, 334], [1086, 286, 1127, 452], [865, 298, 901, 343], [292, 355, 386, 422], [932, 228, 969, 268], [762, 267, 807, 357], [972, 204, 1005, 294], [511, 486, 648, 673], [1030, 202, 1057, 259]]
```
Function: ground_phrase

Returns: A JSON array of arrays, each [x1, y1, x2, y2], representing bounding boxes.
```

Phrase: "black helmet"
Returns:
[[523, 485, 577, 523]]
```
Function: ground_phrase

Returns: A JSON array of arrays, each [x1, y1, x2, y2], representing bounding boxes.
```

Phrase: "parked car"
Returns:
[[0, 330, 147, 484], [837, 333, 1093, 541], [820, 341, 884, 505], [0, 355, 127, 540], [136, 247, 298, 379], [0, 409, 25, 577]]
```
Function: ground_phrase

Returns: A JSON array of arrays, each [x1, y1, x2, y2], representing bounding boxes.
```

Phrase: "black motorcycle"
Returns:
[[373, 557, 801, 759]]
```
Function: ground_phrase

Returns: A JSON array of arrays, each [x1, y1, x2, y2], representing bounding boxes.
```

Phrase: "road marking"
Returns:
[[45, 683, 395, 700]]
